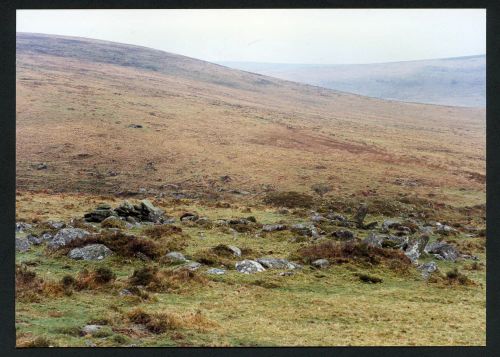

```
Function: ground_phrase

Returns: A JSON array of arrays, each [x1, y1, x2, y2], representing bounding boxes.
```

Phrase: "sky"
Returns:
[[17, 9, 486, 65]]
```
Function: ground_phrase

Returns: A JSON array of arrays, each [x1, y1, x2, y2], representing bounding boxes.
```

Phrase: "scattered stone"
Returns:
[[36, 163, 48, 170], [41, 232, 53, 242], [354, 203, 368, 228], [425, 241, 459, 261], [419, 226, 434, 235], [81, 325, 104, 336], [363, 232, 384, 248], [128, 124, 143, 128], [48, 228, 90, 249], [262, 224, 287, 232], [279, 271, 294, 276], [227, 245, 242, 257], [15, 222, 32, 233], [235, 260, 266, 274], [206, 268, 226, 275], [310, 214, 326, 222], [84, 204, 117, 223], [381, 220, 401, 232], [101, 216, 125, 228], [332, 230, 355, 241], [418, 261, 438, 279], [163, 251, 187, 263], [291, 224, 319, 238], [312, 259, 330, 269], [47, 220, 65, 230], [15, 238, 32, 252], [256, 258, 301, 270], [119, 289, 133, 296], [184, 261, 202, 271], [27, 234, 43, 245], [435, 223, 457, 235], [68, 244, 112, 260], [381, 235, 409, 249], [180, 212, 199, 222]]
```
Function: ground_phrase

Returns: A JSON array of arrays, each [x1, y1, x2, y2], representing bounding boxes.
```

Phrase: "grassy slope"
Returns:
[[17, 33, 485, 209], [15, 193, 486, 346]]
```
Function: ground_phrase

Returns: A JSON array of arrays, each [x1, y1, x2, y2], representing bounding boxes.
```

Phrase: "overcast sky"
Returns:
[[17, 9, 486, 65]]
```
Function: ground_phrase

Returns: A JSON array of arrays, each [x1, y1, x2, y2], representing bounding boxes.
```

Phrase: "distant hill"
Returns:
[[16, 33, 485, 201], [219, 56, 486, 107]]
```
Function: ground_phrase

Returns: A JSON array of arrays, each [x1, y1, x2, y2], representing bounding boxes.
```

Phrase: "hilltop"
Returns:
[[220, 56, 486, 107]]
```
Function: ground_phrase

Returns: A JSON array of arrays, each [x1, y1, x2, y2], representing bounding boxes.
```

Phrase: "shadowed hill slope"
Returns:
[[16, 33, 485, 206]]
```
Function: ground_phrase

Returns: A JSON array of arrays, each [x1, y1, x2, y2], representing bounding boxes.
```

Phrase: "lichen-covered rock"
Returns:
[[184, 261, 202, 271], [262, 224, 287, 232], [404, 235, 430, 263], [311, 259, 330, 269], [256, 258, 301, 270], [15, 238, 32, 252], [363, 232, 384, 248], [206, 268, 225, 275], [68, 244, 112, 260], [418, 261, 438, 279], [81, 325, 104, 336], [180, 212, 199, 222], [15, 222, 32, 233], [163, 251, 187, 263], [332, 229, 355, 241], [26, 234, 43, 245], [235, 260, 266, 274], [48, 228, 90, 249], [291, 224, 319, 238], [425, 241, 459, 261]]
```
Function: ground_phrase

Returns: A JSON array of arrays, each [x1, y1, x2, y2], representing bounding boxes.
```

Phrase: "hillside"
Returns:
[[15, 33, 486, 347], [219, 56, 486, 107], [16, 33, 485, 207]]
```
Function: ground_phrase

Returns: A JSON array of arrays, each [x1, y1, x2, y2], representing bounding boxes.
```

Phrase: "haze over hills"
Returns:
[[219, 56, 486, 107], [16, 33, 485, 205]]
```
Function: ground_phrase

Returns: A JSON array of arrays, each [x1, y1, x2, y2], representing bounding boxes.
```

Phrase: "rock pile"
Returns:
[[84, 200, 168, 223]]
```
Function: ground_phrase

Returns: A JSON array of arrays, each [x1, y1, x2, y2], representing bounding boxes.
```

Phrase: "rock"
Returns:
[[332, 230, 355, 240], [435, 223, 457, 235], [184, 261, 202, 271], [262, 224, 287, 232], [418, 261, 438, 279], [405, 235, 429, 263], [256, 258, 301, 270], [164, 251, 187, 263], [235, 260, 266, 274], [419, 225, 434, 235], [101, 216, 125, 228], [36, 162, 48, 170], [27, 234, 43, 245], [381, 235, 409, 249], [119, 289, 133, 296], [140, 199, 165, 223], [135, 252, 150, 261], [115, 201, 138, 217], [291, 224, 319, 238], [81, 325, 103, 336], [381, 220, 401, 232], [128, 124, 143, 128], [326, 213, 348, 222], [84, 205, 117, 222], [206, 268, 226, 275], [363, 232, 383, 248], [312, 259, 330, 269], [41, 232, 53, 242], [279, 271, 294, 276], [310, 214, 326, 222], [15, 238, 32, 252], [425, 241, 459, 261], [68, 244, 112, 260], [48, 228, 90, 249], [354, 203, 368, 228], [227, 245, 242, 257], [180, 212, 199, 222], [15, 222, 32, 233], [47, 220, 65, 230]]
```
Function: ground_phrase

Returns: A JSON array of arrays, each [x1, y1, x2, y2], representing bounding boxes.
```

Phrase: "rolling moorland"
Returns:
[[15, 33, 486, 346], [220, 55, 486, 107]]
